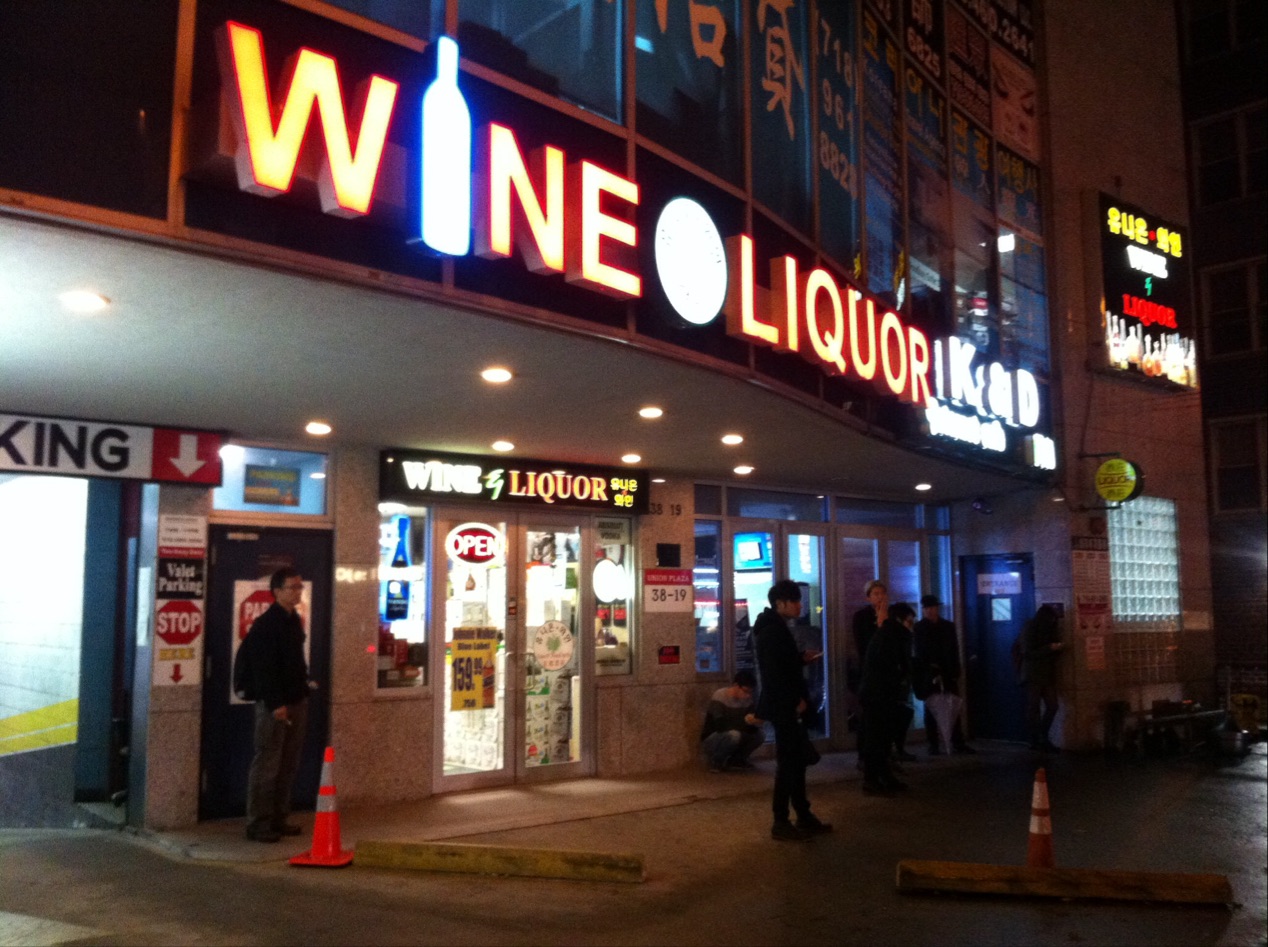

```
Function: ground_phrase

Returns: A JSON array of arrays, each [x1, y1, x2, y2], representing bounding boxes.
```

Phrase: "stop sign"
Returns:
[[238, 589, 275, 641], [156, 599, 204, 645]]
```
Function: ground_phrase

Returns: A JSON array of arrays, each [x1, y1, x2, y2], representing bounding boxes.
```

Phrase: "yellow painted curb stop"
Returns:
[[896, 859, 1233, 905], [356, 840, 645, 883]]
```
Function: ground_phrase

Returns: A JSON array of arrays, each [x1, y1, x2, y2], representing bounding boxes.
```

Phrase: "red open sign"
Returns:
[[445, 522, 505, 564]]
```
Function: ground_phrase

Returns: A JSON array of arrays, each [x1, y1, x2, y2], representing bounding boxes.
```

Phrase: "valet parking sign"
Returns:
[[153, 515, 208, 687]]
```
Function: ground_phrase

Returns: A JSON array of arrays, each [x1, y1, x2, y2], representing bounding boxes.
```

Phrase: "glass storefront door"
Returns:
[[435, 511, 592, 791]]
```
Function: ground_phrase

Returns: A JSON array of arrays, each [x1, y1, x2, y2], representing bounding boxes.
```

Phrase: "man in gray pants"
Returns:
[[244, 567, 310, 843]]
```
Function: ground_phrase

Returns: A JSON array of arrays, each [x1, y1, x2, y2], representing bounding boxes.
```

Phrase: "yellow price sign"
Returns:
[[450, 627, 498, 711]]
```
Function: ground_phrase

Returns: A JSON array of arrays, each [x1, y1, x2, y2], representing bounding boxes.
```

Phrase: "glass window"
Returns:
[[694, 483, 723, 515], [1108, 496, 1181, 627], [1205, 260, 1266, 355], [727, 489, 826, 521], [635, 0, 743, 182], [731, 529, 774, 673], [1187, 0, 1231, 59], [1213, 419, 1267, 512], [694, 520, 723, 673], [1195, 106, 1267, 205], [459, 0, 623, 121], [213, 446, 328, 516], [376, 504, 429, 687], [750, 0, 813, 232], [321, 0, 442, 38], [788, 533, 828, 738], [835, 497, 919, 528], [593, 518, 635, 675]]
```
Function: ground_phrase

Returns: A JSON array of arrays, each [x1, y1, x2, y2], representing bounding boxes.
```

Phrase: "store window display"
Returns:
[[376, 505, 429, 688]]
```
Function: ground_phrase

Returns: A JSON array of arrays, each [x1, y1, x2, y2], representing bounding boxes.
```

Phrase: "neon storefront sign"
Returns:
[[217, 25, 1051, 461]]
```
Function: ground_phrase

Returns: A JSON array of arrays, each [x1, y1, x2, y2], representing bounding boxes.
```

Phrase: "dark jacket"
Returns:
[[913, 616, 960, 697], [247, 602, 309, 710], [859, 617, 911, 706], [753, 606, 808, 724], [1022, 612, 1062, 688]]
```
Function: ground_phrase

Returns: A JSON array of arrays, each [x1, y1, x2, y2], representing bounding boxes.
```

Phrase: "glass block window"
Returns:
[[1108, 496, 1181, 625]]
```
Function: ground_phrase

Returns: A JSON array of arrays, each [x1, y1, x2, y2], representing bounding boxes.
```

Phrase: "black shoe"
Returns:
[[861, 780, 894, 796], [246, 822, 281, 843], [894, 750, 917, 762], [882, 777, 910, 791], [797, 815, 833, 835], [771, 821, 813, 842], [953, 745, 977, 755], [929, 746, 944, 756], [272, 822, 303, 837], [728, 759, 757, 771]]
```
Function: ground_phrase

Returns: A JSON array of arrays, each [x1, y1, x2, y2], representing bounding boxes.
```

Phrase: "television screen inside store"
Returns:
[[594, 518, 634, 676], [377, 506, 429, 687]]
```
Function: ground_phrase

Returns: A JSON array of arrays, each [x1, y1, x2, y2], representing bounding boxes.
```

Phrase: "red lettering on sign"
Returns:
[[156, 600, 204, 646]]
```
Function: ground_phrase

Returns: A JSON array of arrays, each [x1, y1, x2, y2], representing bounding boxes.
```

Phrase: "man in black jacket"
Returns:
[[753, 580, 831, 842], [913, 594, 974, 754], [244, 567, 310, 842]]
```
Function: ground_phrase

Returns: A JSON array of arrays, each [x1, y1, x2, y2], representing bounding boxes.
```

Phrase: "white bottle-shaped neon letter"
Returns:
[[420, 36, 471, 255]]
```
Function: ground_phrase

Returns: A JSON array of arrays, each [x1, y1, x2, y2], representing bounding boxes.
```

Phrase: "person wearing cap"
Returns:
[[913, 594, 975, 755]]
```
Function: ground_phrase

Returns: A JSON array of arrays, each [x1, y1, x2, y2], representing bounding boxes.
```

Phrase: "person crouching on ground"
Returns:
[[700, 669, 764, 772], [753, 579, 832, 841]]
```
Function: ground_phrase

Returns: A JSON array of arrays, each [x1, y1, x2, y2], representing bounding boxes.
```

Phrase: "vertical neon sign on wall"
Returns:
[[420, 37, 471, 255]]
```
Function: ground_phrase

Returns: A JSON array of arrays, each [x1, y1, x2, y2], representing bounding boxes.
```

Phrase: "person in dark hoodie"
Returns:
[[244, 567, 310, 842], [753, 579, 831, 842], [859, 601, 917, 795]]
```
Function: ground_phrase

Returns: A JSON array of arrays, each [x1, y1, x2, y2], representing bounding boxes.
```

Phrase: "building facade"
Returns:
[[1176, 0, 1268, 706], [0, 0, 1214, 830]]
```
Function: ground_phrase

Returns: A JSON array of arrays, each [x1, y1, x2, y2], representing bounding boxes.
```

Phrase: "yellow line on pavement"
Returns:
[[0, 701, 79, 757]]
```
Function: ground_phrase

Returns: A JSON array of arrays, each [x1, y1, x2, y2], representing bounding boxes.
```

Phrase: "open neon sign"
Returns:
[[215, 24, 1050, 457]]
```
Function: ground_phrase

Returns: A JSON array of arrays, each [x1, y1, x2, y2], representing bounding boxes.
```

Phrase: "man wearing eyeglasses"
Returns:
[[244, 567, 310, 843]]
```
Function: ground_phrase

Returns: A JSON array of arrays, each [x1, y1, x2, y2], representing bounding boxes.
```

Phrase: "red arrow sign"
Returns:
[[151, 428, 224, 485], [156, 599, 204, 645], [171, 663, 184, 683]]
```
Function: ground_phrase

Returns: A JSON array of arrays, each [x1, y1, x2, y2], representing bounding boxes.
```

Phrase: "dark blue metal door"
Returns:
[[961, 553, 1035, 742]]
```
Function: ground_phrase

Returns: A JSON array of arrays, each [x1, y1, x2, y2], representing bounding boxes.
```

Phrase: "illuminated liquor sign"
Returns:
[[380, 449, 649, 514], [213, 24, 1052, 467], [1099, 194, 1197, 389]]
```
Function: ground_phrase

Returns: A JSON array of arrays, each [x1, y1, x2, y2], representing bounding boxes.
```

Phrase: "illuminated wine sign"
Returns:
[[214, 24, 1055, 468], [1099, 194, 1197, 389], [380, 450, 649, 514]]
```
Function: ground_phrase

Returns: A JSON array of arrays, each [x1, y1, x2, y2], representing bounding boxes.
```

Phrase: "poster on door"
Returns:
[[449, 626, 497, 710], [229, 579, 312, 704]]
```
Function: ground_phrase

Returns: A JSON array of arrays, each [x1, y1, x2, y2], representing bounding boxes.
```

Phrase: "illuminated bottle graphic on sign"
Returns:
[[385, 514, 411, 620], [420, 36, 471, 255]]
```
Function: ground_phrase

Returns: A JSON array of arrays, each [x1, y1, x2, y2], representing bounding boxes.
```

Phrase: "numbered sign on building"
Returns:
[[643, 568, 693, 612]]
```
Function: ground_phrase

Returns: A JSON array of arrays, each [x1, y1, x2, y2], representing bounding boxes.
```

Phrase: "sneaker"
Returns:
[[272, 822, 304, 837], [245, 822, 281, 843], [771, 821, 813, 842], [797, 815, 834, 835]]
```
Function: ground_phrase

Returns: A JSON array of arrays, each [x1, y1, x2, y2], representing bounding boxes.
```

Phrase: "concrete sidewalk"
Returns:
[[133, 747, 990, 864]]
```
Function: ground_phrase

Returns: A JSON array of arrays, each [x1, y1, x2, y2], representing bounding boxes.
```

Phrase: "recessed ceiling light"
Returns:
[[481, 366, 513, 383], [492, 440, 515, 452], [58, 290, 110, 313], [310, 472, 327, 480], [652, 477, 666, 483], [721, 434, 744, 446], [218, 444, 245, 462], [733, 465, 754, 475], [305, 420, 332, 436], [621, 453, 642, 464], [638, 406, 664, 419], [915, 483, 932, 492], [378, 502, 406, 514]]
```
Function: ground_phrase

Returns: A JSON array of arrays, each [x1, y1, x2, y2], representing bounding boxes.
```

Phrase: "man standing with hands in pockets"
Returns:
[[753, 579, 832, 842], [244, 567, 310, 843]]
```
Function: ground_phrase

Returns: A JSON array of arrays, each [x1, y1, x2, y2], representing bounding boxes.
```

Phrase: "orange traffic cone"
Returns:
[[1026, 766, 1054, 868], [290, 746, 354, 868]]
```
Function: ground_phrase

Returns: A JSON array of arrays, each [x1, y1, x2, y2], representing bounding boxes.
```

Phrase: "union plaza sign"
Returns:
[[214, 23, 1053, 467]]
